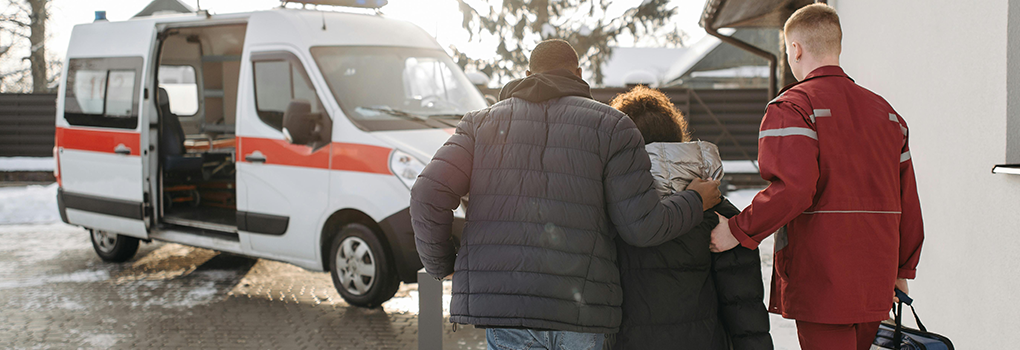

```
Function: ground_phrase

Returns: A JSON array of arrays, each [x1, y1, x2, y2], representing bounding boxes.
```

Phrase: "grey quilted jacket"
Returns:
[[410, 69, 705, 333]]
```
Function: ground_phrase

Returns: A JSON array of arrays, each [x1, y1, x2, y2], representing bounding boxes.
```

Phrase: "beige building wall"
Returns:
[[834, 0, 1020, 346]]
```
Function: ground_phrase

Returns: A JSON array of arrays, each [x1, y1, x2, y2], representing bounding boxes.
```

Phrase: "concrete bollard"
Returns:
[[418, 268, 443, 350]]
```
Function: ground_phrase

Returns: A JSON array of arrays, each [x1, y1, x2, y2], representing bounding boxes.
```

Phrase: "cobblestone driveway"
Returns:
[[0, 223, 487, 349]]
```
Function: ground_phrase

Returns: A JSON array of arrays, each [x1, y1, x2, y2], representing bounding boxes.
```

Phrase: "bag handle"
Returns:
[[894, 288, 928, 332]]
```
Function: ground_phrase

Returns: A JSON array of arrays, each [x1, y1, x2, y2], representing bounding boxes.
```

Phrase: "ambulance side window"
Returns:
[[252, 58, 323, 132], [63, 57, 143, 129]]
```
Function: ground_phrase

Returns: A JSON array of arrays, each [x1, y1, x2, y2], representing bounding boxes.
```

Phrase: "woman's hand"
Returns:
[[686, 178, 722, 211]]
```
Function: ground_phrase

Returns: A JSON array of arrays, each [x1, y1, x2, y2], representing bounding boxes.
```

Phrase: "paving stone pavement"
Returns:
[[0, 223, 487, 349]]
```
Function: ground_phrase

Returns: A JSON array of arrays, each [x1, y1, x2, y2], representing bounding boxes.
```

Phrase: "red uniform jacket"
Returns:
[[729, 66, 924, 324]]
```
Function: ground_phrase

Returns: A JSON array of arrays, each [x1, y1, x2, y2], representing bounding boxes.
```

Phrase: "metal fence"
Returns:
[[1, 88, 767, 160], [0, 93, 57, 157]]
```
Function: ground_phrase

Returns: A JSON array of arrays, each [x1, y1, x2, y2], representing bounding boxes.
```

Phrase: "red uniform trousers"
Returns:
[[796, 320, 881, 350]]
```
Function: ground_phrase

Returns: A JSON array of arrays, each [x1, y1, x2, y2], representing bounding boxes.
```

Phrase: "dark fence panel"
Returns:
[[0, 93, 57, 157], [481, 87, 767, 160]]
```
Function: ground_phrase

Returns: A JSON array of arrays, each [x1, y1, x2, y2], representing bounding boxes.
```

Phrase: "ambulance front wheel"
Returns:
[[90, 230, 139, 262], [329, 223, 400, 308]]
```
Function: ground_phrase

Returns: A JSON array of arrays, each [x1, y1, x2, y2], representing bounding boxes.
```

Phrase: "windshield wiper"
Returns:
[[358, 106, 428, 121], [357, 106, 461, 128], [424, 113, 466, 128], [425, 113, 465, 119]]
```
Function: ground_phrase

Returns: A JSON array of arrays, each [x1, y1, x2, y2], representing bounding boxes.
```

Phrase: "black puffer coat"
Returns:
[[611, 141, 772, 350], [613, 201, 772, 350], [410, 69, 705, 333]]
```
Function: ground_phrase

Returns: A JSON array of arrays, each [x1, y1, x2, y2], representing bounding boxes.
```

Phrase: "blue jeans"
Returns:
[[486, 328, 604, 350]]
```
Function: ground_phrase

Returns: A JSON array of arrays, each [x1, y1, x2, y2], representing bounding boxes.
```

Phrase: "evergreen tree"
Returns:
[[453, 0, 685, 86]]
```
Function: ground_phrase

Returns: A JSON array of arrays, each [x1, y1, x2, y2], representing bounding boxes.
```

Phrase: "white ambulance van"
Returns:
[[54, 1, 479, 306]]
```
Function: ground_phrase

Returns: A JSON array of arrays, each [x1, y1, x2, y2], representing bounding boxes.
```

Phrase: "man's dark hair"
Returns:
[[610, 85, 690, 144], [529, 39, 579, 74]]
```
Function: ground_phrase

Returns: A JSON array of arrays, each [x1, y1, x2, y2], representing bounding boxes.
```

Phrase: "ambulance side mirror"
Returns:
[[282, 100, 329, 146]]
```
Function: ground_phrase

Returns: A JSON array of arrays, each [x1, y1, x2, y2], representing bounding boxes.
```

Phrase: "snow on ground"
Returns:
[[0, 183, 60, 225], [0, 157, 55, 171], [0, 182, 801, 347]]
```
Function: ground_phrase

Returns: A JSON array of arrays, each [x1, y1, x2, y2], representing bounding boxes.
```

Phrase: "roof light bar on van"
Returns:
[[281, 0, 388, 9]]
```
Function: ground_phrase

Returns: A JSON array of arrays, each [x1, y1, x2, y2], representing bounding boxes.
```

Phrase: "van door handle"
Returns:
[[114, 144, 131, 155], [245, 151, 266, 163]]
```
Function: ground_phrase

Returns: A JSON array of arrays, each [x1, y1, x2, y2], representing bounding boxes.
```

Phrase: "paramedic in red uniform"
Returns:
[[708, 4, 924, 350]]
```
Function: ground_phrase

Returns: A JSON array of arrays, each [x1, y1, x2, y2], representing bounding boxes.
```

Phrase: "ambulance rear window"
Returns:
[[63, 57, 143, 129]]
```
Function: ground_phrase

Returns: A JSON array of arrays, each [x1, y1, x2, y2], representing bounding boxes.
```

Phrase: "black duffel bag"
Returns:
[[872, 289, 954, 350]]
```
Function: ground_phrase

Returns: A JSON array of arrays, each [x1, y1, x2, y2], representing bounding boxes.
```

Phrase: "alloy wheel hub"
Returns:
[[335, 236, 376, 296]]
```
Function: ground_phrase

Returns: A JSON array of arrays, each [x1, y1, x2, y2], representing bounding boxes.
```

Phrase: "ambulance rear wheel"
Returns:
[[90, 230, 139, 262], [329, 223, 400, 308]]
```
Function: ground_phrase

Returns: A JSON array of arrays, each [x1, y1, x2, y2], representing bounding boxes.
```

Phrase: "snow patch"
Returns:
[[0, 269, 110, 290], [0, 183, 61, 225], [725, 188, 761, 211], [0, 157, 55, 171], [81, 333, 120, 348], [721, 160, 759, 174]]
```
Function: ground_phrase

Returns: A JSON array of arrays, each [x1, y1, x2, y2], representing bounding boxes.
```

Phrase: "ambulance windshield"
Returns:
[[311, 46, 488, 131]]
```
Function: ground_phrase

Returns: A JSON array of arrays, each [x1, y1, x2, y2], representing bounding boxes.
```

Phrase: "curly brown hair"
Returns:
[[609, 85, 690, 144]]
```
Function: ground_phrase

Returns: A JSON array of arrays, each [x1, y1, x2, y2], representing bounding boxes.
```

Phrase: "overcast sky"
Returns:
[[43, 0, 709, 61]]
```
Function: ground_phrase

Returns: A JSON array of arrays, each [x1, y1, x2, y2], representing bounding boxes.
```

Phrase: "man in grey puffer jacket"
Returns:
[[410, 39, 721, 349]]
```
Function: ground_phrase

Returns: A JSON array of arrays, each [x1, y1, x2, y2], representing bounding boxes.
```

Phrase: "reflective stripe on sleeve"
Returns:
[[809, 109, 831, 124], [759, 127, 818, 140], [901, 151, 911, 162], [889, 113, 898, 122]]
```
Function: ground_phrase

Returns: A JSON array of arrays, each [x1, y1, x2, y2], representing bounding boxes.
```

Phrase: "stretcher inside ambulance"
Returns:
[[54, 5, 481, 306]]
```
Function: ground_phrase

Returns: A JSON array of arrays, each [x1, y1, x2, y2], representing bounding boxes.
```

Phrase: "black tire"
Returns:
[[90, 230, 139, 262], [328, 223, 400, 308]]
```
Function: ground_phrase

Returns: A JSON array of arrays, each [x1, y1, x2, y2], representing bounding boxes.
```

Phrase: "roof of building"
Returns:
[[663, 28, 780, 85], [700, 0, 814, 29], [599, 47, 689, 87], [134, 0, 195, 18]]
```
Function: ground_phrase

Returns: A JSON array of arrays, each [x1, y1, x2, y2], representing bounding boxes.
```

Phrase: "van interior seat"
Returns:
[[158, 87, 205, 175]]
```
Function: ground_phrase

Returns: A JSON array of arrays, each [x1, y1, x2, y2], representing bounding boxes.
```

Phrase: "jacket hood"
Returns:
[[498, 68, 593, 103], [646, 141, 724, 197]]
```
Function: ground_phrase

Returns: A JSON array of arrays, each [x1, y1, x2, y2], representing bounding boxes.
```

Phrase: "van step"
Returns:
[[163, 216, 238, 234]]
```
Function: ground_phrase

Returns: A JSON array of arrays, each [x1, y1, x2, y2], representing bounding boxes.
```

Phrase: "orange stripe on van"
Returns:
[[237, 137, 392, 175], [55, 127, 141, 156], [330, 142, 393, 175], [237, 137, 330, 169]]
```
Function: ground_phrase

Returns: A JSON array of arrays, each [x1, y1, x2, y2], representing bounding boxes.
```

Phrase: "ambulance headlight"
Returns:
[[389, 150, 426, 190]]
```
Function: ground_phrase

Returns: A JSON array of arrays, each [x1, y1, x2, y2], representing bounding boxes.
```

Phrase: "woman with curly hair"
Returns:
[[607, 86, 773, 350]]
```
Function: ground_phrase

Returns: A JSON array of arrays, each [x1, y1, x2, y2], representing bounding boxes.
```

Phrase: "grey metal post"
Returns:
[[418, 268, 443, 350]]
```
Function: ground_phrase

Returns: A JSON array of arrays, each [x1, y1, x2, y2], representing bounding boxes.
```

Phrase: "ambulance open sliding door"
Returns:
[[57, 56, 149, 239]]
